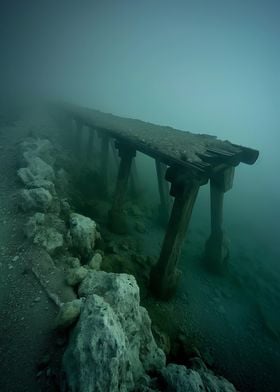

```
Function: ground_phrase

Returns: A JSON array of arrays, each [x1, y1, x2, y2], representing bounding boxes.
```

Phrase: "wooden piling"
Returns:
[[155, 159, 171, 224], [74, 118, 83, 157], [108, 143, 136, 234], [150, 167, 205, 299], [86, 127, 95, 164], [130, 158, 140, 198], [100, 133, 110, 196], [205, 166, 235, 271]]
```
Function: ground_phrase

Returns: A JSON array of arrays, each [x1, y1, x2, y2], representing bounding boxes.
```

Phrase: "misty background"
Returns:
[[1, 0, 279, 258]]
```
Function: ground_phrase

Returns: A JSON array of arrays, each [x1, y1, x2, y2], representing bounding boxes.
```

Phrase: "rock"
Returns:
[[18, 156, 55, 184], [24, 213, 64, 255], [37, 353, 51, 370], [89, 253, 102, 270], [68, 213, 97, 261], [160, 364, 204, 391], [55, 299, 83, 329], [128, 205, 143, 217], [19, 188, 53, 211], [160, 363, 236, 392], [33, 227, 64, 255], [66, 267, 88, 287], [152, 325, 171, 355], [24, 213, 45, 239], [19, 138, 55, 166], [56, 168, 70, 192], [60, 199, 71, 216], [135, 221, 146, 234], [66, 257, 81, 269], [198, 369, 236, 391], [26, 179, 56, 194], [63, 271, 165, 392]]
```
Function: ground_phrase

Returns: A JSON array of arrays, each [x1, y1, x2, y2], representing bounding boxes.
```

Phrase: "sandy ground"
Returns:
[[0, 112, 59, 392]]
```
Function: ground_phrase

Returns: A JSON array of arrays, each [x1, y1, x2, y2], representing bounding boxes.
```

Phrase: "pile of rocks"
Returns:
[[17, 136, 237, 392], [60, 270, 236, 392]]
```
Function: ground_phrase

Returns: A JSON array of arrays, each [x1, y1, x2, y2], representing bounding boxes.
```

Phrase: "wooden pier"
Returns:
[[57, 103, 259, 299]]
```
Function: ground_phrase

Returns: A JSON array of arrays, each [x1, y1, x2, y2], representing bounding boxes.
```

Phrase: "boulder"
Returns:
[[19, 188, 52, 211], [33, 227, 64, 255], [19, 138, 55, 166], [18, 156, 54, 183], [159, 363, 236, 392], [55, 299, 83, 329], [63, 271, 165, 391], [26, 179, 56, 194], [68, 213, 97, 261], [88, 252, 102, 270], [66, 267, 88, 287], [24, 212, 45, 239]]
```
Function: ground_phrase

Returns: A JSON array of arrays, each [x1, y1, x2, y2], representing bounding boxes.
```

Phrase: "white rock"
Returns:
[[19, 138, 55, 166], [63, 271, 165, 391], [55, 299, 83, 329], [33, 227, 64, 255], [68, 213, 97, 261], [66, 267, 88, 287], [89, 253, 102, 270], [19, 188, 53, 211], [160, 363, 236, 392], [24, 213, 45, 239], [26, 179, 56, 194], [66, 257, 81, 269]]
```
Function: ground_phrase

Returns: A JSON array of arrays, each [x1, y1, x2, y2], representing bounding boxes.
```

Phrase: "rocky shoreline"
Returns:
[[16, 130, 237, 391]]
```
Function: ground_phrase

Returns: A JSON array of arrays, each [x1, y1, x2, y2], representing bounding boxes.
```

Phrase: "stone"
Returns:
[[18, 156, 55, 184], [68, 213, 97, 261], [33, 227, 64, 255], [55, 299, 83, 329], [89, 253, 103, 270], [152, 325, 171, 355], [66, 257, 81, 269], [66, 267, 88, 287], [56, 168, 70, 192], [135, 221, 146, 234], [19, 138, 55, 166], [19, 188, 53, 211], [63, 271, 165, 392], [26, 179, 56, 194], [160, 363, 236, 392], [128, 204, 143, 217]]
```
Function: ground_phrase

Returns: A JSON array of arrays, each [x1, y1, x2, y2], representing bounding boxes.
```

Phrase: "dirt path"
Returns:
[[0, 113, 58, 392]]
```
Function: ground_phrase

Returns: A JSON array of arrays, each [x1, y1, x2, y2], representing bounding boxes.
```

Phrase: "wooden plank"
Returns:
[[60, 103, 259, 176]]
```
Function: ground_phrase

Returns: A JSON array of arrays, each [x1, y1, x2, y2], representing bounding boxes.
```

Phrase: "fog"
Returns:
[[4, 0, 279, 251]]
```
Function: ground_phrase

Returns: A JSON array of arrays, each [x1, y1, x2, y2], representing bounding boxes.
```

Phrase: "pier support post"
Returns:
[[86, 127, 95, 165], [204, 166, 235, 271], [108, 143, 136, 234], [155, 160, 171, 225], [130, 158, 140, 198], [100, 133, 110, 196], [150, 167, 206, 299], [74, 118, 83, 157]]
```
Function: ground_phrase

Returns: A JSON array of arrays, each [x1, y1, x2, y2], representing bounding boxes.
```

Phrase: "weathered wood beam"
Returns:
[[108, 143, 136, 234], [150, 167, 207, 299], [100, 133, 110, 196], [155, 160, 171, 225], [74, 118, 83, 157], [130, 158, 140, 198], [204, 166, 235, 271], [86, 127, 95, 164]]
